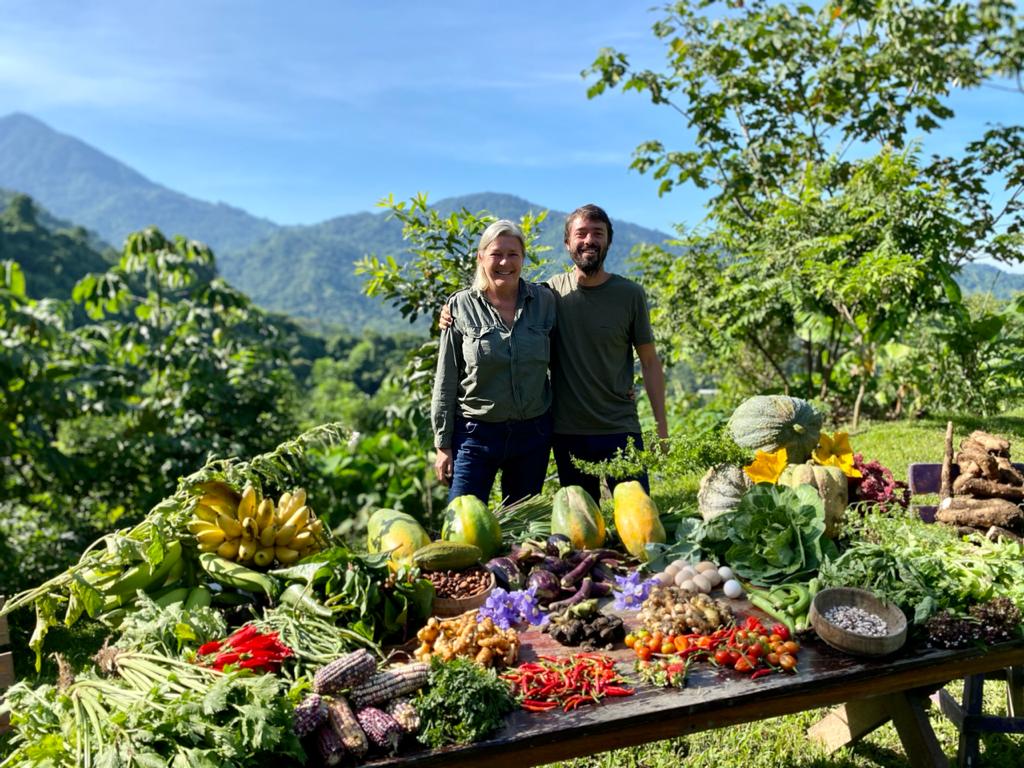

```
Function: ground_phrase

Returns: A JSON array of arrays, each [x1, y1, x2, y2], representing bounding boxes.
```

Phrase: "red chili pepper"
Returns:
[[750, 668, 774, 681], [197, 640, 222, 656], [522, 699, 558, 712], [603, 685, 634, 696]]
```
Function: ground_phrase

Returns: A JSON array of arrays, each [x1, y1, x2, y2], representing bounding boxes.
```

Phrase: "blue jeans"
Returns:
[[449, 411, 553, 505], [552, 432, 650, 503]]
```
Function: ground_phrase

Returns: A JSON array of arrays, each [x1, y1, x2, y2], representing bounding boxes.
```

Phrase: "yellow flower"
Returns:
[[744, 447, 788, 484], [813, 431, 862, 478]]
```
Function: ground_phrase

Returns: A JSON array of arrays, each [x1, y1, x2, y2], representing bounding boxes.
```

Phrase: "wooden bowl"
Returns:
[[809, 587, 908, 657], [432, 571, 495, 618]]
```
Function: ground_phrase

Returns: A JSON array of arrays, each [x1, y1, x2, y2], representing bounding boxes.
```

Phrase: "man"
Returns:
[[544, 203, 668, 502], [440, 203, 668, 502]]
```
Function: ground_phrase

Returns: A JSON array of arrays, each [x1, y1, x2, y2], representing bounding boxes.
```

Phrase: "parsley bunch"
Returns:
[[415, 657, 516, 747]]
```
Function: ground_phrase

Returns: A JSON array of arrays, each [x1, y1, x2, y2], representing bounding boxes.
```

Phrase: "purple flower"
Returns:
[[479, 587, 547, 629], [612, 571, 657, 611]]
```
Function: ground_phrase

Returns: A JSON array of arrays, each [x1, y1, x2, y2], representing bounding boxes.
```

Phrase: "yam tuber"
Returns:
[[951, 476, 1024, 501], [965, 430, 1011, 456], [954, 449, 998, 479], [936, 496, 1023, 529]]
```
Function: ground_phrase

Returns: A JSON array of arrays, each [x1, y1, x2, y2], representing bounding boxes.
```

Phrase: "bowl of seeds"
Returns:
[[809, 587, 908, 656], [426, 565, 495, 618]]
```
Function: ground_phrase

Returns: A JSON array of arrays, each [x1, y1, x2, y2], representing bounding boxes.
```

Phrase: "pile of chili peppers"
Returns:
[[502, 653, 634, 712], [196, 625, 293, 673]]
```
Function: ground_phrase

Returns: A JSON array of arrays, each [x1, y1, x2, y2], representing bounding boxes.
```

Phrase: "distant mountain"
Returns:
[[220, 192, 673, 329], [0, 192, 114, 299], [954, 262, 1024, 301], [0, 113, 277, 253]]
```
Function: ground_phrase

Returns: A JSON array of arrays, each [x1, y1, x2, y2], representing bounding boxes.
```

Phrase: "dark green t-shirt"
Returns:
[[545, 272, 655, 435]]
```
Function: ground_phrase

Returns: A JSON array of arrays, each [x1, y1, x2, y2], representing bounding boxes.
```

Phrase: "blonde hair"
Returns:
[[473, 219, 525, 291]]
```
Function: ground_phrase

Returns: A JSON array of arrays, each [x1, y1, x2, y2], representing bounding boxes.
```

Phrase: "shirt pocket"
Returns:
[[518, 323, 552, 368], [462, 324, 500, 367]]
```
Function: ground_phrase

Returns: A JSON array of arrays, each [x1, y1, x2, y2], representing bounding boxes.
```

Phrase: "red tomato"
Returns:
[[747, 643, 764, 660], [714, 649, 731, 666], [734, 657, 753, 673], [637, 645, 653, 662]]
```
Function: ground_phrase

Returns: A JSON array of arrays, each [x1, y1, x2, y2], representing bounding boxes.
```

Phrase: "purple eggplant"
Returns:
[[541, 556, 573, 577], [527, 569, 561, 602], [486, 557, 524, 591], [560, 552, 600, 591], [546, 577, 594, 612], [510, 542, 546, 568], [545, 534, 572, 558]]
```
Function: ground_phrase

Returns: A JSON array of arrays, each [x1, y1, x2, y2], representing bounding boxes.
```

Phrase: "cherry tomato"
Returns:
[[727, 648, 741, 663], [637, 628, 650, 638], [674, 635, 690, 653], [734, 630, 748, 644], [782, 640, 800, 654], [714, 649, 731, 666], [661, 642, 676, 655], [747, 643, 764, 660], [768, 633, 782, 644], [647, 635, 662, 652], [637, 645, 653, 662], [779, 653, 798, 671], [757, 634, 770, 646], [624, 634, 637, 649], [766, 652, 780, 666], [734, 657, 753, 673]]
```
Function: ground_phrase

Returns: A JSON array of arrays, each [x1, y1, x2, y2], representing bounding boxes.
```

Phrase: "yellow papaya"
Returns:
[[612, 481, 665, 561]]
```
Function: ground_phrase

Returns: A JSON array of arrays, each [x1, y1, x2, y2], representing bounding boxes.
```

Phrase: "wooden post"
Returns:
[[940, 421, 954, 501]]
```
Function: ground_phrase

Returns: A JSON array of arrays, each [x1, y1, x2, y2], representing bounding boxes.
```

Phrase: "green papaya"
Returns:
[[366, 508, 431, 563], [441, 495, 502, 560], [551, 486, 606, 550]]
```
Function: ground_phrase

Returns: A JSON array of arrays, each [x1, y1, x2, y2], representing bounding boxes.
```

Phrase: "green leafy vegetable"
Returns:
[[114, 592, 227, 655], [415, 657, 516, 748]]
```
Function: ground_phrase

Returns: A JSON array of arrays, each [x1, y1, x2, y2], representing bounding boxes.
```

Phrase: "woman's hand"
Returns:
[[434, 447, 454, 485]]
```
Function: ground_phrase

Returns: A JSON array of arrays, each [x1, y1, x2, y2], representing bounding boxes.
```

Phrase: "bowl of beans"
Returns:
[[809, 587, 908, 656], [425, 565, 495, 617]]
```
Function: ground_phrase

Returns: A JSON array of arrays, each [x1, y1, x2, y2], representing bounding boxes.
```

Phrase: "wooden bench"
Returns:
[[907, 463, 1024, 767], [0, 597, 13, 732]]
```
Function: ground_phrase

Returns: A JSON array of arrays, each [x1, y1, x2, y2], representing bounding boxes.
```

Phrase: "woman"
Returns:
[[431, 219, 556, 504]]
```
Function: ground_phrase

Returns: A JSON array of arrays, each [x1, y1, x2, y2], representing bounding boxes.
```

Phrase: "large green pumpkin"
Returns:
[[441, 495, 502, 560], [728, 395, 823, 462], [367, 508, 431, 563], [551, 486, 606, 550], [697, 464, 752, 522], [777, 463, 847, 538]]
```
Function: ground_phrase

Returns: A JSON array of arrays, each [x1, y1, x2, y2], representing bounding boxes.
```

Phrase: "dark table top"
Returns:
[[359, 603, 1024, 768]]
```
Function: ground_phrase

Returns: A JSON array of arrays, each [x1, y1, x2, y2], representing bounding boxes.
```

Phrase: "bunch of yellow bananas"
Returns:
[[188, 483, 325, 568]]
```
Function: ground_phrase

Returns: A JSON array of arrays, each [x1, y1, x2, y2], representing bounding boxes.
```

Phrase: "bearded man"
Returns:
[[544, 203, 668, 501]]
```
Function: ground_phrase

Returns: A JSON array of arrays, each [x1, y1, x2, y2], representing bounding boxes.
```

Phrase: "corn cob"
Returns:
[[313, 648, 377, 694], [292, 693, 328, 737], [313, 722, 346, 767], [385, 697, 421, 735], [327, 697, 368, 757], [356, 706, 403, 754], [350, 661, 429, 710]]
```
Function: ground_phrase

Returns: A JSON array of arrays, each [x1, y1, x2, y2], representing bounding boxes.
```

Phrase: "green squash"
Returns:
[[697, 464, 752, 522], [728, 395, 823, 462], [441, 495, 502, 560], [551, 486, 606, 550], [367, 508, 431, 563], [777, 463, 847, 538]]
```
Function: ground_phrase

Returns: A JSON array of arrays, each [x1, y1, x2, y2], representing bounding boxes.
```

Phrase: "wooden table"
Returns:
[[364, 620, 1024, 768]]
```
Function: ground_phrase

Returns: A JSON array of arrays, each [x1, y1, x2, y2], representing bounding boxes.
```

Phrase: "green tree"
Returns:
[[587, 0, 1024, 422]]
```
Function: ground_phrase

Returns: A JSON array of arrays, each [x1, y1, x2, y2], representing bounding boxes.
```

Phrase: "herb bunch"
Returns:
[[415, 657, 516, 748]]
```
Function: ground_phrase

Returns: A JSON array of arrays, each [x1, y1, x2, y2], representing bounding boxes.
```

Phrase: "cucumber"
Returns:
[[411, 541, 482, 571]]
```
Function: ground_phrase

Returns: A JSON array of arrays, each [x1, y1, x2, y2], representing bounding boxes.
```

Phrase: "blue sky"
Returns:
[[0, 0, 1017, 236]]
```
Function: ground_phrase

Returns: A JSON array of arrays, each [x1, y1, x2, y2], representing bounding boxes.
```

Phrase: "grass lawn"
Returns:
[[544, 412, 1024, 768]]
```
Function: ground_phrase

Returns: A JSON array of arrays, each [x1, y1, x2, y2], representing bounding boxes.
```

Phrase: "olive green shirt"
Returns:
[[545, 272, 655, 435], [432, 280, 556, 449]]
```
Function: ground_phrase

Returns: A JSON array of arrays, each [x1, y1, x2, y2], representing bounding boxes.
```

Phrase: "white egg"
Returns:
[[692, 573, 712, 593], [696, 560, 717, 573], [718, 566, 735, 582], [680, 579, 697, 593], [656, 571, 675, 587], [674, 570, 691, 588], [704, 569, 722, 587], [678, 566, 697, 580], [723, 579, 744, 599], [664, 562, 681, 578]]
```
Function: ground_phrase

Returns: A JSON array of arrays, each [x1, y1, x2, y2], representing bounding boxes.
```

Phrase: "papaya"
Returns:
[[441, 495, 502, 561], [612, 481, 666, 561], [551, 486, 606, 550], [366, 508, 431, 563]]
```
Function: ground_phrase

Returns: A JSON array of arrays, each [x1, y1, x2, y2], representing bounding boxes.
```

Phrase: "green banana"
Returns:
[[153, 586, 190, 608], [105, 540, 183, 598], [185, 585, 213, 610], [199, 552, 280, 598]]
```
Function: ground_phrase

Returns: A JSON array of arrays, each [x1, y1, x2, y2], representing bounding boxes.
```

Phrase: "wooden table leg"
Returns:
[[1007, 666, 1024, 718], [808, 689, 947, 768]]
